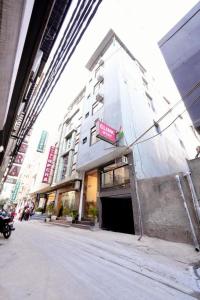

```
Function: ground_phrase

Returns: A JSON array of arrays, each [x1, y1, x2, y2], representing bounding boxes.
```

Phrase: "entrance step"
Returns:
[[77, 220, 94, 226], [71, 223, 91, 230], [49, 220, 70, 228], [31, 213, 47, 221]]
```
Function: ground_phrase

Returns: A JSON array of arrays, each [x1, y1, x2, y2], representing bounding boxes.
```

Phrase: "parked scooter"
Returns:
[[0, 210, 15, 239]]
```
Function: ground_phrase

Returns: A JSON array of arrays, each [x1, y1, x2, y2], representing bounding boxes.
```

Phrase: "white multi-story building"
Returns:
[[30, 30, 199, 241]]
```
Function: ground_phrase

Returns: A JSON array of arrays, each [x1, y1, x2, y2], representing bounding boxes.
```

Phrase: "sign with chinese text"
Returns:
[[42, 146, 56, 183], [5, 177, 17, 184], [11, 181, 21, 202], [37, 130, 48, 153], [96, 120, 117, 145]]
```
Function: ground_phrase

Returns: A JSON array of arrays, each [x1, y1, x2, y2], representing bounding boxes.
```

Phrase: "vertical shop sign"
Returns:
[[42, 146, 56, 183], [37, 130, 48, 152], [11, 181, 21, 202]]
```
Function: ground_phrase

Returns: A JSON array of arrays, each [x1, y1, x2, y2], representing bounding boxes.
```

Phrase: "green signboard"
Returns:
[[37, 130, 48, 153], [11, 181, 21, 202]]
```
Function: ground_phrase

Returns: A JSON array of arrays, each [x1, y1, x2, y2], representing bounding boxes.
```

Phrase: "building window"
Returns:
[[101, 170, 113, 187], [92, 101, 103, 115], [101, 165, 130, 188], [93, 80, 104, 94], [73, 152, 78, 164], [179, 139, 185, 149], [142, 77, 148, 89], [85, 112, 89, 118], [137, 63, 146, 74], [76, 124, 81, 133], [90, 126, 99, 145], [63, 135, 72, 153], [82, 137, 87, 144], [114, 166, 129, 185], [61, 154, 69, 180], [154, 120, 161, 134], [163, 96, 170, 105], [146, 92, 155, 112]]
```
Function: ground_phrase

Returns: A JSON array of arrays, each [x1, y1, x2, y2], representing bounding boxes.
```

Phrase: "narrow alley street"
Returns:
[[0, 221, 199, 300]]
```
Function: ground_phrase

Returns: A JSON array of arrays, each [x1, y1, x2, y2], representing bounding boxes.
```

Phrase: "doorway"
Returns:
[[101, 197, 134, 234], [84, 170, 98, 217]]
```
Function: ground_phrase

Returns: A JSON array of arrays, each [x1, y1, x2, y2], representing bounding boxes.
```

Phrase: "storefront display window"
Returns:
[[62, 191, 76, 210]]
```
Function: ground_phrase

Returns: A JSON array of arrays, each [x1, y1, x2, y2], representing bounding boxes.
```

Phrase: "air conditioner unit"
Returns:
[[121, 156, 128, 165], [97, 74, 104, 82], [98, 58, 104, 66], [96, 93, 104, 102], [74, 180, 81, 191], [116, 156, 128, 167]]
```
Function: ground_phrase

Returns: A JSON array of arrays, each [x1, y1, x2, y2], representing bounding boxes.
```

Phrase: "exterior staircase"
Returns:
[[71, 218, 94, 230], [30, 213, 47, 221]]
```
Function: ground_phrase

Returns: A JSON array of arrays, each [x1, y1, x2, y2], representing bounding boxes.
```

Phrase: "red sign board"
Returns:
[[42, 146, 56, 183], [19, 143, 28, 153], [8, 165, 21, 177], [96, 120, 117, 144], [14, 153, 24, 165]]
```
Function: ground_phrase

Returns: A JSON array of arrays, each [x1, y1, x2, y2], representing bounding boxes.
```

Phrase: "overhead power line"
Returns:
[[9, 0, 103, 166], [129, 93, 200, 147], [128, 79, 200, 148]]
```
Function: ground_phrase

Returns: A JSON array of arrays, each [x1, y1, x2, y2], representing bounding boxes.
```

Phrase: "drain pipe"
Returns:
[[78, 172, 85, 222], [184, 172, 200, 222], [134, 170, 143, 241], [175, 175, 200, 252]]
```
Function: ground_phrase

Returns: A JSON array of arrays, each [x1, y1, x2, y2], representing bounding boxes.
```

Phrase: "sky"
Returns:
[[33, 0, 199, 140]]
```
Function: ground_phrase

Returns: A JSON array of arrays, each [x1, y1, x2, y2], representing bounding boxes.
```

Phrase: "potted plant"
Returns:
[[46, 202, 57, 221], [35, 207, 43, 215], [71, 209, 79, 223], [47, 202, 54, 215], [63, 207, 72, 222], [88, 205, 98, 225]]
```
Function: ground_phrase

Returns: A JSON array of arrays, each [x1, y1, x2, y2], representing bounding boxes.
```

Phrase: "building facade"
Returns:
[[30, 30, 199, 242], [158, 2, 200, 131], [74, 29, 198, 235], [30, 89, 85, 217]]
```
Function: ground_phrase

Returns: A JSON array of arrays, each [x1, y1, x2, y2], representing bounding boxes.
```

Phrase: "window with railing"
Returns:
[[93, 80, 104, 95], [101, 165, 130, 188], [145, 92, 155, 112], [95, 64, 103, 78], [92, 101, 103, 115], [61, 154, 69, 180], [90, 126, 99, 145], [63, 135, 72, 153]]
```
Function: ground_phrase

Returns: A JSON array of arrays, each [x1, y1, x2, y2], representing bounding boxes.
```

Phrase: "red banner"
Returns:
[[96, 120, 117, 144], [14, 153, 24, 165], [42, 146, 56, 183], [19, 143, 28, 153], [8, 165, 21, 177]]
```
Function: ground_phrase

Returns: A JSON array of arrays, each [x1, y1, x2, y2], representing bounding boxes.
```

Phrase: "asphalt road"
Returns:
[[0, 221, 199, 300]]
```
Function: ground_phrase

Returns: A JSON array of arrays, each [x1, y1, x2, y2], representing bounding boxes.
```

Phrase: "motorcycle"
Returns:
[[0, 211, 15, 239]]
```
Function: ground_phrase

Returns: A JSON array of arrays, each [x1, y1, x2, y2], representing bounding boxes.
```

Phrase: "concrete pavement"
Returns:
[[0, 221, 199, 300]]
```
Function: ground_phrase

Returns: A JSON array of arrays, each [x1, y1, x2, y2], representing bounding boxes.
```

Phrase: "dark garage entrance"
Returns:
[[101, 197, 134, 234]]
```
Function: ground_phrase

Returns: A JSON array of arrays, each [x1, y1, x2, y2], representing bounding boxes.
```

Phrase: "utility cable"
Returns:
[[18, 0, 98, 142], [20, 0, 102, 139], [131, 94, 200, 147], [17, 0, 86, 140], [9, 0, 103, 165], [128, 80, 200, 148]]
